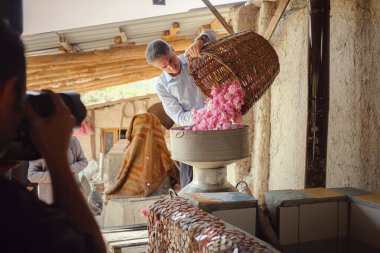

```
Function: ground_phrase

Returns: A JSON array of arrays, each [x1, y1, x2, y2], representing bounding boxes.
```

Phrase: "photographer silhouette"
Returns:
[[0, 20, 105, 253]]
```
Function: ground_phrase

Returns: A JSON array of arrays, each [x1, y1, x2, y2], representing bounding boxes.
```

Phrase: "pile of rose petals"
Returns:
[[188, 81, 244, 130]]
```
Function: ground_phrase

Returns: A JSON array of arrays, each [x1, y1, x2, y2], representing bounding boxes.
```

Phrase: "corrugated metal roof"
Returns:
[[22, 2, 244, 57]]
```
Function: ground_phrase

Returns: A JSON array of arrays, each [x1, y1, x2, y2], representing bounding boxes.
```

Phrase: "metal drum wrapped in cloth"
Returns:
[[189, 30, 280, 114]]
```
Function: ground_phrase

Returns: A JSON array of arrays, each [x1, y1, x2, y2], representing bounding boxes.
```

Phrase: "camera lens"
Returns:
[[1, 91, 87, 161], [26, 91, 86, 126]]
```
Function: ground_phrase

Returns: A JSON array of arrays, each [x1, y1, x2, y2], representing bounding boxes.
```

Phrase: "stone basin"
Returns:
[[170, 125, 250, 169], [170, 125, 250, 194]]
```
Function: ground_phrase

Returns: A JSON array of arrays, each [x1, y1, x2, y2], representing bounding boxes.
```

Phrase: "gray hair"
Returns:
[[145, 39, 172, 64]]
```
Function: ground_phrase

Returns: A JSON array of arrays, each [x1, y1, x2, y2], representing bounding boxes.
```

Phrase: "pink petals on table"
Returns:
[[188, 81, 244, 130], [139, 208, 150, 218]]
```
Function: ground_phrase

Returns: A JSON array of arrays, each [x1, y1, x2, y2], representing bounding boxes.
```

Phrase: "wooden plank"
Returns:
[[102, 230, 148, 242], [57, 33, 77, 53], [211, 19, 222, 30], [26, 47, 183, 92], [27, 45, 148, 66], [27, 41, 189, 67], [196, 24, 212, 36], [263, 0, 291, 40], [28, 69, 161, 92], [27, 65, 157, 88], [102, 227, 148, 253], [161, 21, 181, 40], [27, 58, 149, 81], [27, 58, 149, 76]]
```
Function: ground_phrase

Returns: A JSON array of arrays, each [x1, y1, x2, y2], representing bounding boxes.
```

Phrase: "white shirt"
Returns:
[[155, 30, 216, 126]]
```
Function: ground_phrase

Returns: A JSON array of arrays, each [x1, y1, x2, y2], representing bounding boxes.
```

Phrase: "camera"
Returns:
[[1, 91, 87, 161]]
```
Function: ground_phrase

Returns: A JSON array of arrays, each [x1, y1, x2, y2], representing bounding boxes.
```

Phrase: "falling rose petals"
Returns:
[[189, 81, 244, 130]]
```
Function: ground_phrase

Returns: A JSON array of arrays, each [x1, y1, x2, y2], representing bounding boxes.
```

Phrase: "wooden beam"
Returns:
[[27, 58, 149, 82], [211, 19, 222, 30], [28, 55, 144, 74], [57, 33, 77, 53], [27, 56, 147, 74], [201, 0, 234, 34], [161, 21, 181, 40], [61, 70, 161, 93], [27, 45, 148, 66], [27, 50, 183, 86], [114, 36, 123, 44], [264, 0, 290, 40], [24, 36, 204, 93], [28, 65, 158, 89], [110, 41, 136, 48], [111, 28, 135, 48], [196, 24, 212, 36], [27, 41, 190, 68], [118, 27, 128, 43]]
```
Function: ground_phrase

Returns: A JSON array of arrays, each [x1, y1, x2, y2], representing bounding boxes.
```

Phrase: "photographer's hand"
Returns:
[[25, 90, 106, 252]]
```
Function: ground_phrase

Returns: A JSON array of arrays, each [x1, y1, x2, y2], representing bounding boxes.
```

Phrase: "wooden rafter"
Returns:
[[111, 27, 135, 48], [26, 27, 228, 93], [48, 70, 162, 93], [26, 41, 190, 92], [161, 21, 180, 38], [161, 21, 188, 41], [196, 24, 212, 36], [264, 0, 290, 40], [57, 33, 77, 53], [28, 58, 148, 81], [211, 20, 222, 31]]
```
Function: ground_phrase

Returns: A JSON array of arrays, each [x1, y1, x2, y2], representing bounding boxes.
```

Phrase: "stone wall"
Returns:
[[229, 0, 380, 195], [268, 0, 308, 191], [326, 0, 380, 191]]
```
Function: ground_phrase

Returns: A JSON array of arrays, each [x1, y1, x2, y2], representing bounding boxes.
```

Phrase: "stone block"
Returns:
[[279, 206, 299, 246], [103, 195, 167, 228], [184, 192, 258, 235]]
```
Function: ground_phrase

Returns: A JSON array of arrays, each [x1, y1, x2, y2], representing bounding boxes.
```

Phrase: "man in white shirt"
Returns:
[[145, 30, 216, 187]]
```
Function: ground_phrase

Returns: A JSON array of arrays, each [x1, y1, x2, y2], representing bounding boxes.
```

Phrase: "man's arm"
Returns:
[[156, 82, 194, 126], [70, 137, 88, 174], [198, 29, 217, 43], [25, 91, 106, 252], [27, 159, 52, 184], [186, 29, 217, 58]]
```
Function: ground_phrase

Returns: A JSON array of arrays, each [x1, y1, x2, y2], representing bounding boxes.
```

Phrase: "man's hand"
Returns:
[[185, 39, 204, 58], [25, 90, 75, 160]]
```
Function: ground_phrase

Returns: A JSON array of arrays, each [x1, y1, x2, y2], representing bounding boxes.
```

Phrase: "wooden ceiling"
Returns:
[[26, 22, 227, 93]]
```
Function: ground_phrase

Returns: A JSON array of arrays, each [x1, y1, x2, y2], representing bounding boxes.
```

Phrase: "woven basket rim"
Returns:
[[189, 52, 241, 90]]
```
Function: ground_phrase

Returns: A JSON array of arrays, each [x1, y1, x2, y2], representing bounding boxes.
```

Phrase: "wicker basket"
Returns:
[[188, 30, 280, 115]]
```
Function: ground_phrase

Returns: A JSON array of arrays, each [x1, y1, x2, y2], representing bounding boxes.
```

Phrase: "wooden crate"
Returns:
[[102, 224, 148, 253]]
